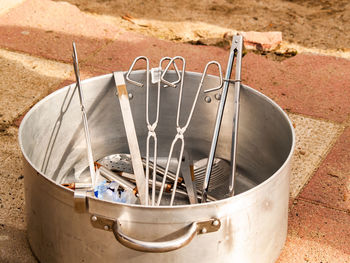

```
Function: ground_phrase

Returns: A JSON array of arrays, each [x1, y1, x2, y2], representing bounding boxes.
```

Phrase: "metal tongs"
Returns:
[[126, 56, 181, 206], [157, 57, 223, 206], [72, 42, 96, 189], [201, 35, 244, 202]]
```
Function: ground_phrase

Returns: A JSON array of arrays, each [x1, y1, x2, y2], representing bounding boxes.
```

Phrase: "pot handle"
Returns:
[[90, 215, 220, 253], [112, 219, 198, 253]]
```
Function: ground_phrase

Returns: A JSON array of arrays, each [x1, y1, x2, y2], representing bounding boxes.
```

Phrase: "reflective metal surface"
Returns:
[[72, 42, 96, 188], [19, 70, 294, 263], [202, 35, 243, 201], [114, 71, 148, 205]]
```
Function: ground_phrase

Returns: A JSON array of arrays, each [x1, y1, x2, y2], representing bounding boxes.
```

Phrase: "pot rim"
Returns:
[[18, 71, 296, 210]]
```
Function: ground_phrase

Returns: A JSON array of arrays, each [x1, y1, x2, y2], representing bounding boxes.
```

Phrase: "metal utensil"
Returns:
[[180, 151, 198, 204], [125, 56, 181, 206], [61, 182, 93, 190], [157, 58, 223, 206], [97, 164, 138, 197], [72, 42, 96, 189], [156, 56, 186, 206], [97, 162, 217, 203], [142, 158, 183, 185], [201, 35, 243, 202], [97, 154, 218, 203], [113, 71, 148, 205], [229, 35, 244, 197], [126, 56, 153, 205]]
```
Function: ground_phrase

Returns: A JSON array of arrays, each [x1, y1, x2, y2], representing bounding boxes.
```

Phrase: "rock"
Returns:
[[240, 31, 282, 51], [188, 37, 231, 49]]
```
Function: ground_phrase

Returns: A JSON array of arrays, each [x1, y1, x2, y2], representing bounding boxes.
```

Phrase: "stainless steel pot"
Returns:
[[19, 71, 295, 263]]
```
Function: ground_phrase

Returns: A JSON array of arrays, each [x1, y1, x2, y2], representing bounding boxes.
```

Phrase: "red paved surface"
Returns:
[[278, 200, 350, 262], [299, 127, 350, 212], [242, 53, 350, 123], [84, 31, 228, 72], [84, 31, 350, 123], [1, 0, 349, 123], [0, 0, 120, 62]]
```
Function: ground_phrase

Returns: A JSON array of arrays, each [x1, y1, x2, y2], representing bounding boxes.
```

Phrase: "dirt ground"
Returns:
[[54, 0, 350, 51]]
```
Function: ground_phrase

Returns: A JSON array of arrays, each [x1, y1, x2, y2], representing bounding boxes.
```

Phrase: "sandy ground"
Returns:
[[54, 0, 350, 51]]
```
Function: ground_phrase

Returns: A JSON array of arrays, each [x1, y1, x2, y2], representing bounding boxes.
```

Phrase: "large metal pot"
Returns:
[[19, 71, 294, 263]]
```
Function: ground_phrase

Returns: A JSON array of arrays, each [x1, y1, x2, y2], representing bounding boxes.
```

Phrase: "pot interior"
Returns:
[[19, 71, 294, 203]]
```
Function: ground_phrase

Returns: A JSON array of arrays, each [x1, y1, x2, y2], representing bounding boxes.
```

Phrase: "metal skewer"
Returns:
[[97, 154, 219, 202], [201, 35, 243, 202], [98, 164, 138, 196], [141, 158, 183, 185], [97, 163, 217, 202], [157, 58, 223, 206], [62, 182, 93, 190], [142, 158, 219, 202], [72, 42, 96, 189]]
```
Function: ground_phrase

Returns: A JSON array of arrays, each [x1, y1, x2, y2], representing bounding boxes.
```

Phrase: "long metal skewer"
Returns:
[[142, 158, 218, 202], [98, 165, 138, 196], [96, 163, 217, 202], [157, 58, 223, 206], [141, 159, 182, 185], [201, 35, 243, 202], [96, 155, 219, 202], [72, 42, 96, 188]]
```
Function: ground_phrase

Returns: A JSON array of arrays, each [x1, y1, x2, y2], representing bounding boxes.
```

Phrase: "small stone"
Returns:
[[240, 31, 282, 51]]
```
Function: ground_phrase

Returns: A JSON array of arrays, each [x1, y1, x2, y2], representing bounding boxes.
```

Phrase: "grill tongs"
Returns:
[[125, 56, 181, 206], [201, 35, 244, 202], [157, 57, 223, 206], [71, 43, 97, 212], [72, 43, 96, 189]]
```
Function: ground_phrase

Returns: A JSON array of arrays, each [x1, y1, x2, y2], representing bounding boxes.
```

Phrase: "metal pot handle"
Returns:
[[113, 220, 197, 253], [90, 215, 221, 253]]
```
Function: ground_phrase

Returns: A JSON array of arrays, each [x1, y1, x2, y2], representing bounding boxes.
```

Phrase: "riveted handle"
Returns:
[[113, 220, 198, 253], [90, 215, 220, 253]]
